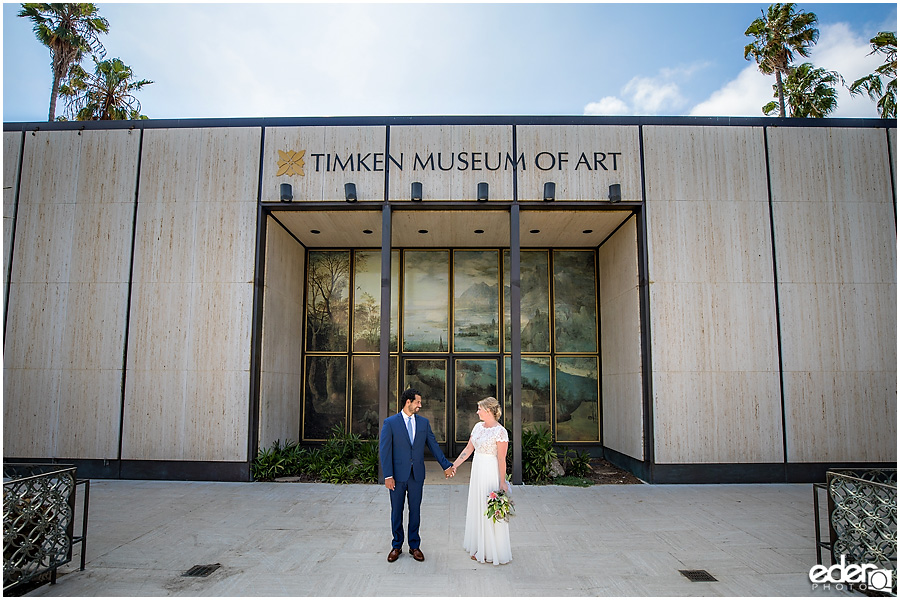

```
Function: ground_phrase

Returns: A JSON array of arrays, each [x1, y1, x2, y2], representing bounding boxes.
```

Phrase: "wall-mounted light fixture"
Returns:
[[345, 182, 357, 202], [477, 182, 489, 202], [280, 183, 293, 202], [543, 182, 556, 202], [608, 183, 621, 203], [411, 181, 423, 202]]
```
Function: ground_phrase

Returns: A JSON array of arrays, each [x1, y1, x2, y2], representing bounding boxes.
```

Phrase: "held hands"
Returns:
[[444, 465, 457, 478]]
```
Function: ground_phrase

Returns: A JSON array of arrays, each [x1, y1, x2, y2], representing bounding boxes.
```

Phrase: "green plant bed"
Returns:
[[252, 425, 378, 484], [553, 476, 593, 487], [521, 425, 556, 484]]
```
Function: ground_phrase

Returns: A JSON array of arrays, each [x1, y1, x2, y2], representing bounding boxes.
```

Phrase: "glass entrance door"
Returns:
[[301, 246, 602, 448]]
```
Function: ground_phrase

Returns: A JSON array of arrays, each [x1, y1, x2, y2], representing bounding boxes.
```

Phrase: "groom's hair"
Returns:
[[401, 388, 420, 406]]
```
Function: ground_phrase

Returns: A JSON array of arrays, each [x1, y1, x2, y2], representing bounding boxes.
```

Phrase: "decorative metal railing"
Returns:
[[3, 464, 76, 591], [814, 468, 897, 597]]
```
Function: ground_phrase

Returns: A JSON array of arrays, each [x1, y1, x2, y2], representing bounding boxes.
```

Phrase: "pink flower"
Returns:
[[489, 492, 497, 499]]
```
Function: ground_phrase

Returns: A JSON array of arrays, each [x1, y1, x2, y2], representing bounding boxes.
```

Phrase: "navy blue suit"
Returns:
[[379, 412, 452, 550]]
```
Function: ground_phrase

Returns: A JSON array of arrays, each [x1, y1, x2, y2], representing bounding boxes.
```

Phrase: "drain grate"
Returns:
[[679, 569, 718, 582], [183, 563, 221, 577]]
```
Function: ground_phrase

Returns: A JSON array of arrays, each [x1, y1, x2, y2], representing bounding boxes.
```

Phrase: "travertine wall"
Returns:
[[258, 217, 305, 448], [769, 127, 896, 462], [3, 120, 894, 476], [4, 130, 140, 458], [517, 125, 641, 201], [121, 128, 259, 462], [263, 126, 388, 202], [643, 126, 784, 464], [3, 132, 22, 299], [598, 217, 643, 460], [389, 126, 515, 202]]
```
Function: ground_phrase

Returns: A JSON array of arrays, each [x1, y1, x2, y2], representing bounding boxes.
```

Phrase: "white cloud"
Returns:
[[660, 62, 712, 80], [690, 21, 884, 118], [623, 77, 686, 114], [689, 65, 772, 117], [584, 96, 630, 116], [810, 22, 883, 118], [583, 62, 705, 116]]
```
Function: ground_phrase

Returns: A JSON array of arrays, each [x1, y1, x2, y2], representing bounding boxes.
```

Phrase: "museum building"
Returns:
[[2, 116, 896, 483]]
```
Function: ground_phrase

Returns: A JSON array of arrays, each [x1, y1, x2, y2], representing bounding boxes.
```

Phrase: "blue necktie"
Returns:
[[406, 416, 414, 443]]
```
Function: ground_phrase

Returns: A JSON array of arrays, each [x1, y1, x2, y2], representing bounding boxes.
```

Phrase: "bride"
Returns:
[[451, 396, 512, 565]]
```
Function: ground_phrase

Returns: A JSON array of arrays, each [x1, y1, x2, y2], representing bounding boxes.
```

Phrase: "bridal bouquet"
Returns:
[[485, 489, 515, 523]]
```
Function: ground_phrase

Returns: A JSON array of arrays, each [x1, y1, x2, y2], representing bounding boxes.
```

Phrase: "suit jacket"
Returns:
[[379, 412, 452, 482]]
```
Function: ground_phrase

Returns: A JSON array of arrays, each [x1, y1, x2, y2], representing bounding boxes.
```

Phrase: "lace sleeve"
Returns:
[[497, 427, 509, 443]]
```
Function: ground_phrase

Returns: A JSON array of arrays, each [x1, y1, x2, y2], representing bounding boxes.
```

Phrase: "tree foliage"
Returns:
[[744, 3, 819, 117], [58, 57, 153, 120], [763, 62, 842, 118], [849, 31, 897, 119], [18, 3, 109, 121]]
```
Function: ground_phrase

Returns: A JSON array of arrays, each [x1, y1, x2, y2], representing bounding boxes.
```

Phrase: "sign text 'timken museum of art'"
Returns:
[[292, 150, 623, 174]]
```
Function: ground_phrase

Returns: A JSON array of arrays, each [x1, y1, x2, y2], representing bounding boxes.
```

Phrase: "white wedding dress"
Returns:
[[463, 422, 512, 565]]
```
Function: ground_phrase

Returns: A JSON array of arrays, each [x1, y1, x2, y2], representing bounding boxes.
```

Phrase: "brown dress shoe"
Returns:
[[387, 548, 402, 562], [409, 548, 425, 562]]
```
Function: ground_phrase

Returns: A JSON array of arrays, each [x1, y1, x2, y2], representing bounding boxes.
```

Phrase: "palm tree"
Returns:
[[744, 3, 819, 117], [58, 57, 153, 120], [18, 3, 110, 122], [849, 31, 896, 119], [763, 63, 842, 117]]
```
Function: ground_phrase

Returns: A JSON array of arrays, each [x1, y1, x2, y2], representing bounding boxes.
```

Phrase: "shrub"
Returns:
[[559, 446, 592, 478], [250, 439, 290, 481], [251, 426, 379, 484], [522, 426, 556, 484]]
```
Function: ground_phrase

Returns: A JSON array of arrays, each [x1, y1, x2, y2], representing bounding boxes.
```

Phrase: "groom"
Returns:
[[380, 388, 455, 562]]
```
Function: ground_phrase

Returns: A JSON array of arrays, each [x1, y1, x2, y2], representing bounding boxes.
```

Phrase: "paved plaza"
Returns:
[[25, 463, 846, 597]]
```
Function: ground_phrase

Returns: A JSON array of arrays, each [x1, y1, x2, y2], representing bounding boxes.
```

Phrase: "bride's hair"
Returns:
[[478, 396, 502, 420]]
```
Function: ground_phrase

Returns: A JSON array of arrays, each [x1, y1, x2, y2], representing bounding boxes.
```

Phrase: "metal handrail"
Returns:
[[3, 464, 77, 591], [812, 482, 832, 565], [819, 468, 897, 597], [70, 479, 90, 572]]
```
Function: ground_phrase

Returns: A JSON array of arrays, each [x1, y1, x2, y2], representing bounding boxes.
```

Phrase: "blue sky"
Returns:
[[3, 2, 897, 122]]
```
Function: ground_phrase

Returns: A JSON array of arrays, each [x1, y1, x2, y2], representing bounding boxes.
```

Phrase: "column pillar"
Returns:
[[377, 205, 392, 481], [510, 205, 523, 484]]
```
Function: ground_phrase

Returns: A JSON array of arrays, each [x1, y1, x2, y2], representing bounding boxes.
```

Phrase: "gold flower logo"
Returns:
[[276, 149, 306, 177]]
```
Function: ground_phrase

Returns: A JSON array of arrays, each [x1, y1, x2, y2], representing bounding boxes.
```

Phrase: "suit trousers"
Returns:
[[390, 466, 424, 549]]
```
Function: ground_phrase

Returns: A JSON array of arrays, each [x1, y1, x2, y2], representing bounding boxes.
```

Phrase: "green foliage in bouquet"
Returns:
[[485, 489, 516, 523]]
